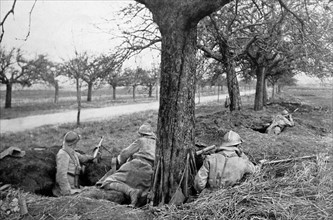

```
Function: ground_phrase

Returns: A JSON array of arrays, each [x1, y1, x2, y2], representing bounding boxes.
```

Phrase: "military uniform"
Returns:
[[97, 123, 156, 206], [194, 130, 256, 194], [266, 110, 294, 135], [52, 131, 93, 196]]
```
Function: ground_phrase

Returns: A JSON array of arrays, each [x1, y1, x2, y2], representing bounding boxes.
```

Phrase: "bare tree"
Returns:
[[81, 53, 119, 102], [123, 67, 145, 101], [63, 52, 89, 126], [141, 68, 158, 98], [0, 48, 33, 108], [30, 54, 62, 103]]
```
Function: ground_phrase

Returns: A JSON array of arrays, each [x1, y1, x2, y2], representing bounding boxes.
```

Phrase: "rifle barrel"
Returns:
[[262, 155, 317, 166]]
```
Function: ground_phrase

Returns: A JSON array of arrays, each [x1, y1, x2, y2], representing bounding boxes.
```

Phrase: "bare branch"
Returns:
[[16, 0, 38, 41], [0, 0, 17, 43]]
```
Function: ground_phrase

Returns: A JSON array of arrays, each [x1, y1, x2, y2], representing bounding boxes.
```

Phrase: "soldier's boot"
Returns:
[[109, 182, 142, 207]]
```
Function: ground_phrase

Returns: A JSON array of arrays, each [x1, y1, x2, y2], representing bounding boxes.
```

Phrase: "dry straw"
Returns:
[[155, 154, 332, 220]]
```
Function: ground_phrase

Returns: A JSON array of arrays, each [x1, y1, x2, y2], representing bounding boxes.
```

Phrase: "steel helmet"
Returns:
[[281, 110, 289, 116], [138, 123, 154, 136], [64, 131, 81, 146], [219, 130, 242, 148]]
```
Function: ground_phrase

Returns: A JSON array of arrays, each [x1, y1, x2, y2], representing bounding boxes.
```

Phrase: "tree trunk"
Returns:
[[148, 85, 153, 97], [197, 85, 201, 104], [54, 81, 59, 104], [151, 24, 197, 206], [277, 84, 282, 93], [76, 78, 81, 126], [271, 82, 276, 100], [263, 78, 268, 106], [217, 85, 220, 102], [226, 61, 241, 111], [140, 0, 231, 207], [5, 82, 12, 108], [87, 82, 93, 102], [155, 84, 159, 100], [132, 85, 136, 101], [254, 67, 265, 111], [112, 85, 117, 100]]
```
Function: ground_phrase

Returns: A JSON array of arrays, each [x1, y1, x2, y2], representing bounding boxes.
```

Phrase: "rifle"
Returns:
[[93, 136, 104, 159], [196, 145, 216, 156], [259, 154, 329, 166]]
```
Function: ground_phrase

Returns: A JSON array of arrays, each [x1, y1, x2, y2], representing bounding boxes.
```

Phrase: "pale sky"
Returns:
[[1, 0, 159, 68]]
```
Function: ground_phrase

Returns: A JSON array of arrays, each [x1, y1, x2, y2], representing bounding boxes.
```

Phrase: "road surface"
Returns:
[[0, 91, 254, 134]]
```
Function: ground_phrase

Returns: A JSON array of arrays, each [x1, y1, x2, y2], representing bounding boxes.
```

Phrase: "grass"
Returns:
[[0, 86, 332, 219]]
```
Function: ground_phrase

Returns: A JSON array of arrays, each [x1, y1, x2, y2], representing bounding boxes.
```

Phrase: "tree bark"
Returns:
[[112, 85, 117, 100], [151, 23, 197, 206], [263, 78, 268, 106], [87, 82, 93, 102], [5, 82, 12, 108], [54, 81, 59, 104], [226, 61, 241, 111], [254, 66, 265, 111]]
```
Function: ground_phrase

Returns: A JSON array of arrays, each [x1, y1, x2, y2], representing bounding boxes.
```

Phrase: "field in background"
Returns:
[[0, 85, 247, 119]]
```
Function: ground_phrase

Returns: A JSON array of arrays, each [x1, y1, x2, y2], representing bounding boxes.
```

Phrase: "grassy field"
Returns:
[[0, 85, 332, 219], [0, 85, 232, 119]]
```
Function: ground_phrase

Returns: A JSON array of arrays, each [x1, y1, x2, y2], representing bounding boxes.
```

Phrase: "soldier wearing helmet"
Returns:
[[97, 122, 156, 207], [265, 109, 295, 135], [194, 130, 256, 194], [53, 131, 94, 197]]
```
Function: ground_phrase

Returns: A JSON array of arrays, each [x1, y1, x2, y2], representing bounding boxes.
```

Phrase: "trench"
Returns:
[[0, 145, 112, 197]]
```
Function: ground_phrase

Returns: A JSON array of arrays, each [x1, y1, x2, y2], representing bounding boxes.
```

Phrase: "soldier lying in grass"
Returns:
[[265, 109, 295, 135], [194, 130, 257, 194]]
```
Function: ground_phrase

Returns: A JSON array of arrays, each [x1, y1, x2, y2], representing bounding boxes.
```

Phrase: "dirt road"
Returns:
[[0, 91, 254, 133]]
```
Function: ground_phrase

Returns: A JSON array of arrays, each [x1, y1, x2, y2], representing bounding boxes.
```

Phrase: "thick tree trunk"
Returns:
[[112, 85, 117, 100], [151, 25, 197, 206], [254, 67, 265, 111], [76, 78, 81, 126], [5, 82, 12, 108], [226, 61, 241, 111], [87, 82, 93, 102], [54, 82, 59, 104]]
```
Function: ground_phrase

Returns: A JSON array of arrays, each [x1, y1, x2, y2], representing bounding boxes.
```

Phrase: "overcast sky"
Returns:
[[1, 0, 159, 68]]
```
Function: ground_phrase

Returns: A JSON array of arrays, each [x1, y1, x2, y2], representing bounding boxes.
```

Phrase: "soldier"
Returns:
[[194, 130, 256, 194], [97, 123, 156, 207], [52, 131, 95, 197], [266, 109, 295, 135]]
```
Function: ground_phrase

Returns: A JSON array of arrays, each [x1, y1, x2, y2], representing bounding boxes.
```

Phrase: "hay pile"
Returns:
[[155, 155, 332, 220]]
